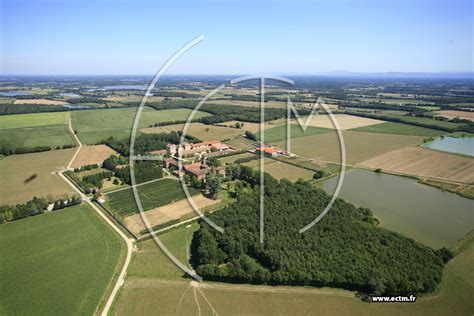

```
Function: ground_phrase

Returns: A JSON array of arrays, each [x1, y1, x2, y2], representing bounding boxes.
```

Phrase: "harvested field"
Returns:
[[0, 148, 75, 204], [294, 114, 384, 130], [358, 147, 474, 184], [100, 96, 127, 101], [124, 195, 220, 235], [275, 131, 424, 164], [13, 99, 68, 105], [70, 145, 118, 168], [433, 110, 474, 121], [243, 158, 315, 181], [141, 123, 244, 141]]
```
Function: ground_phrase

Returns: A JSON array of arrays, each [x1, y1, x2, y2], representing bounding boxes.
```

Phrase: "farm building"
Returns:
[[256, 146, 281, 157]]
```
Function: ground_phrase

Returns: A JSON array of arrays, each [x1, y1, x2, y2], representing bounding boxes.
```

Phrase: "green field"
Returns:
[[243, 158, 315, 181], [71, 107, 211, 144], [350, 122, 446, 136], [258, 124, 332, 143], [0, 111, 69, 129], [141, 122, 244, 141], [113, 223, 474, 315], [0, 148, 75, 204], [386, 114, 467, 130], [0, 111, 75, 148], [104, 179, 200, 218], [0, 204, 125, 315]]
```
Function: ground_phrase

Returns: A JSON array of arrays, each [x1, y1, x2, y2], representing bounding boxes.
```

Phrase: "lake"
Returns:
[[86, 85, 148, 91], [423, 136, 473, 157], [322, 169, 473, 249], [0, 91, 32, 97]]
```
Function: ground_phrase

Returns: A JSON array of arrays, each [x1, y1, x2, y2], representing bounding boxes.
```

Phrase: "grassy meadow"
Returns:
[[113, 223, 474, 315], [104, 179, 200, 218], [71, 107, 211, 144], [0, 204, 126, 315], [350, 121, 446, 136], [0, 148, 75, 204], [243, 158, 315, 181], [0, 111, 75, 149]]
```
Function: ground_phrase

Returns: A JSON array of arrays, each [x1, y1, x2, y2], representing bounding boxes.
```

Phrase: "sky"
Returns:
[[0, 0, 472, 75]]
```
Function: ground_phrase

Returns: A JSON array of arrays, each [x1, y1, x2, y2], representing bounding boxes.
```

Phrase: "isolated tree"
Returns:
[[245, 131, 257, 141], [205, 172, 221, 200]]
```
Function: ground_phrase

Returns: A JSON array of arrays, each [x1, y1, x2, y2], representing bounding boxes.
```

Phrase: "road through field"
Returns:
[[62, 117, 134, 316]]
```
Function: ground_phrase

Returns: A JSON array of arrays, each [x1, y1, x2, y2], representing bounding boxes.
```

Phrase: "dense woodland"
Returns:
[[191, 166, 447, 295]]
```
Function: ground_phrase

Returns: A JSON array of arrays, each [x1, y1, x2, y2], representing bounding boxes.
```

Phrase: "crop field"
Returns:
[[218, 152, 255, 164], [124, 194, 220, 235], [433, 110, 474, 121], [141, 122, 244, 141], [349, 121, 445, 136], [104, 179, 200, 218], [70, 145, 118, 168], [13, 98, 69, 105], [0, 111, 75, 149], [223, 136, 256, 150], [113, 224, 474, 315], [294, 113, 384, 130], [243, 158, 315, 181], [0, 204, 126, 315], [0, 148, 75, 204], [259, 124, 332, 143], [358, 147, 474, 184], [71, 107, 211, 144], [275, 131, 424, 164]]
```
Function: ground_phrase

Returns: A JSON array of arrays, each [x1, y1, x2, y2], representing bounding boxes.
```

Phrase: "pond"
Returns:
[[422, 136, 473, 157], [322, 169, 473, 249]]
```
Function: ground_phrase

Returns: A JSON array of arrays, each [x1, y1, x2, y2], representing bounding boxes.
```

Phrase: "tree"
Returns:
[[436, 247, 454, 263], [205, 172, 222, 200], [245, 131, 257, 141], [313, 170, 326, 179], [206, 156, 221, 167]]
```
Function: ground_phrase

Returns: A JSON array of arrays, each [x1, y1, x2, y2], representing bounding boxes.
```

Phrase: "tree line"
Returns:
[[0, 195, 82, 223]]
